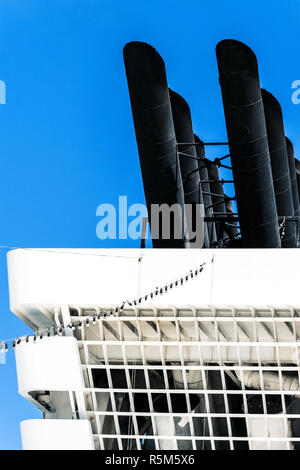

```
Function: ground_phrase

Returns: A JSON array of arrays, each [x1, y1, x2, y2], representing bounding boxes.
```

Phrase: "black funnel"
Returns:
[[295, 158, 300, 204], [194, 135, 217, 245], [169, 89, 209, 247], [261, 90, 296, 247], [206, 162, 227, 245], [216, 39, 280, 248], [286, 137, 300, 218], [123, 42, 186, 248]]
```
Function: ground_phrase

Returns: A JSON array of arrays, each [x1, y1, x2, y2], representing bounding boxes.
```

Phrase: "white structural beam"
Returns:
[[21, 419, 94, 450]]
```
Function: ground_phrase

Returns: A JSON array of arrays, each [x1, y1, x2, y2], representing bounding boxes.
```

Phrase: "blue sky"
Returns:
[[0, 0, 299, 449]]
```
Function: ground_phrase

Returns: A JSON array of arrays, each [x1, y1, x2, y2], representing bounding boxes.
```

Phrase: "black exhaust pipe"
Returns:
[[286, 137, 300, 218], [261, 90, 296, 247], [169, 89, 209, 247], [216, 39, 280, 248], [194, 135, 217, 245], [206, 162, 227, 246], [295, 158, 300, 205], [123, 42, 186, 248]]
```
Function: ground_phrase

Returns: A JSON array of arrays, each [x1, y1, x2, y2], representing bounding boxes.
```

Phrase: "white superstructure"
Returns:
[[7, 248, 300, 450]]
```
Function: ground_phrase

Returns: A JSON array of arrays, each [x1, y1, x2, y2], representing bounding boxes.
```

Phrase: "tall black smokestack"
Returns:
[[295, 158, 300, 204], [216, 39, 280, 248], [261, 90, 296, 247], [206, 162, 227, 245], [286, 137, 300, 218], [123, 42, 186, 248], [194, 135, 217, 245], [169, 89, 209, 247]]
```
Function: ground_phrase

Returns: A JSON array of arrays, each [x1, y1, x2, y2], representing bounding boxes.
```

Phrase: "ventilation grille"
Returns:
[[73, 307, 300, 450]]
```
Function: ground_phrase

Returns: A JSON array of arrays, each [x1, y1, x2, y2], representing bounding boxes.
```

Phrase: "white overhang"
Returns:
[[7, 248, 300, 329]]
